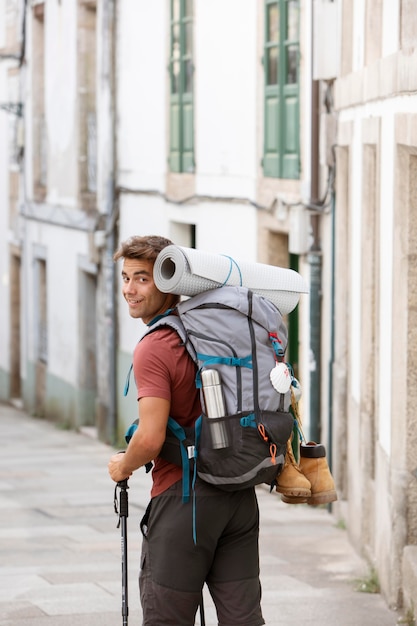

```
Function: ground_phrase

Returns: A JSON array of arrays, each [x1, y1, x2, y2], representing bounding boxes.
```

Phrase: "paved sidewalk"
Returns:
[[0, 402, 399, 625]]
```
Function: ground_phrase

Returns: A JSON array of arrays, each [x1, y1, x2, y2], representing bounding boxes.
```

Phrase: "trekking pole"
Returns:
[[199, 592, 206, 626], [114, 478, 129, 625]]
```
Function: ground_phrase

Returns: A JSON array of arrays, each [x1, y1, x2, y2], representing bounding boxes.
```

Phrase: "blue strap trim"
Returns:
[[124, 421, 153, 473], [167, 417, 191, 503], [147, 308, 175, 327], [240, 413, 256, 428], [124, 363, 133, 397], [196, 354, 252, 368], [192, 416, 202, 544], [125, 421, 138, 443], [194, 415, 202, 450], [195, 353, 253, 388], [125, 309, 175, 397], [221, 255, 243, 286]]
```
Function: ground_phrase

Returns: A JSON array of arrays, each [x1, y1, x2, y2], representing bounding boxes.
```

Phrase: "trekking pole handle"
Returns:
[[117, 478, 129, 518], [115, 451, 129, 517]]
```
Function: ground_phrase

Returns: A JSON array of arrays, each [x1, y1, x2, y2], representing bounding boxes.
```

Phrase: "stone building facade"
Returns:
[[331, 0, 417, 609]]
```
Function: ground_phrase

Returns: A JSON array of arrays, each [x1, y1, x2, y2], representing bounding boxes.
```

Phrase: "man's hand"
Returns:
[[108, 452, 132, 483]]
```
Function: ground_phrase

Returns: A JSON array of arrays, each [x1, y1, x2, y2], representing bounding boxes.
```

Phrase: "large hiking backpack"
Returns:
[[133, 285, 294, 498]]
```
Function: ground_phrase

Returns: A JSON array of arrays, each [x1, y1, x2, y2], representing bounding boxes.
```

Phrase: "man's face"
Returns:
[[121, 258, 175, 324]]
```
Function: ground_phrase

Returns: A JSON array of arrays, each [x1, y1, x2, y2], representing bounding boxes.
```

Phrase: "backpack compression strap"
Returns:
[[194, 353, 253, 388]]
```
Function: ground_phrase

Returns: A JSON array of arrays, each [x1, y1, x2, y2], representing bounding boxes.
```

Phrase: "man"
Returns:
[[108, 235, 265, 626]]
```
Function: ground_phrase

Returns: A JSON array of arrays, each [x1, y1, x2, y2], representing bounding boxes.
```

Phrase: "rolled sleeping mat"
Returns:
[[153, 245, 308, 315]]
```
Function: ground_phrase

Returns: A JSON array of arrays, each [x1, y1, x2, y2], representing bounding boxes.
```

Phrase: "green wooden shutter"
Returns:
[[264, 89, 280, 177], [263, 0, 300, 180], [170, 96, 181, 172], [169, 0, 194, 173], [282, 83, 299, 178], [182, 93, 194, 172]]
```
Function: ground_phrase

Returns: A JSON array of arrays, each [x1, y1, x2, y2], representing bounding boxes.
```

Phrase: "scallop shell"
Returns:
[[270, 362, 292, 394]]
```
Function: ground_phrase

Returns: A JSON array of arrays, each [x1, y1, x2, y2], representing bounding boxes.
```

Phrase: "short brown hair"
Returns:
[[113, 235, 173, 263]]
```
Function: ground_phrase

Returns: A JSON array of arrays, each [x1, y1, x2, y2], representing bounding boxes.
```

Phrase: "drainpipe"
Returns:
[[103, 0, 118, 445], [327, 186, 336, 472], [308, 78, 321, 444]]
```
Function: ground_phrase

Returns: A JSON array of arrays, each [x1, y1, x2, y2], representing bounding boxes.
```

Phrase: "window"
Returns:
[[263, 0, 300, 179], [169, 0, 194, 173]]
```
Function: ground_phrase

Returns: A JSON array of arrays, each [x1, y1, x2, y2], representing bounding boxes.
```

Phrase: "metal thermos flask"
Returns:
[[201, 369, 229, 449]]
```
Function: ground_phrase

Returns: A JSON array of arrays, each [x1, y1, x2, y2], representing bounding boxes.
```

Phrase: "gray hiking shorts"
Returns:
[[139, 477, 265, 626]]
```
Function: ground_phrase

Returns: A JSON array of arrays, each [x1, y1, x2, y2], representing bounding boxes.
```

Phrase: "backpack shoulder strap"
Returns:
[[123, 311, 194, 397], [144, 313, 197, 363], [142, 313, 199, 504]]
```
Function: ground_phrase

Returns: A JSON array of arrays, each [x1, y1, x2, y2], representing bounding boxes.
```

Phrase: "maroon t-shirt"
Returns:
[[133, 326, 201, 497]]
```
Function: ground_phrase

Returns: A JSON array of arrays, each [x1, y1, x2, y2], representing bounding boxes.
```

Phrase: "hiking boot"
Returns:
[[275, 440, 311, 501], [281, 442, 338, 506]]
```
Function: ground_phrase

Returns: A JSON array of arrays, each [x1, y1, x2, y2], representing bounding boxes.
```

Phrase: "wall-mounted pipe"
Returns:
[[103, 0, 118, 445], [308, 77, 322, 444]]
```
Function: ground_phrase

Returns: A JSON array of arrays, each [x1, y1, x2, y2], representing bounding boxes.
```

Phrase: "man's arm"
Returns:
[[108, 396, 170, 482]]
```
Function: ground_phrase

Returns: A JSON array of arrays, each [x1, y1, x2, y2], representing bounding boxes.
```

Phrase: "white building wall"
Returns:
[[352, 0, 365, 72], [382, 0, 400, 57], [0, 61, 10, 381], [23, 222, 90, 382], [195, 0, 257, 198], [44, 0, 78, 206], [9, 0, 106, 428], [117, 0, 168, 191], [0, 0, 5, 44]]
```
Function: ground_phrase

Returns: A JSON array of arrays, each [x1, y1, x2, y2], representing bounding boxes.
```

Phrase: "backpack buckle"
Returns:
[[240, 414, 256, 428]]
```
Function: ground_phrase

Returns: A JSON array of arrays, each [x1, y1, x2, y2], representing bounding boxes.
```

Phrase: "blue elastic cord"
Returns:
[[293, 417, 304, 442], [221, 255, 243, 286], [167, 418, 191, 503]]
